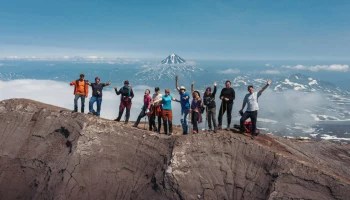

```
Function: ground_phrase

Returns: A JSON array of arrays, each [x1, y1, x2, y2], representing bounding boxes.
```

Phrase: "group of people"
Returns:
[[70, 73, 271, 138]]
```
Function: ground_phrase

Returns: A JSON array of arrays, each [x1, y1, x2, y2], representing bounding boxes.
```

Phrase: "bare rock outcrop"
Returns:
[[0, 99, 349, 200]]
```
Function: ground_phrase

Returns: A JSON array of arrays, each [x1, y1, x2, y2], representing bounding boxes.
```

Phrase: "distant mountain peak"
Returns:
[[161, 54, 186, 64]]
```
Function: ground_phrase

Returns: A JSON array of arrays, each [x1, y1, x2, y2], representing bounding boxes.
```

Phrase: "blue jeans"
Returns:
[[181, 109, 189, 133], [89, 96, 103, 116], [74, 94, 86, 113]]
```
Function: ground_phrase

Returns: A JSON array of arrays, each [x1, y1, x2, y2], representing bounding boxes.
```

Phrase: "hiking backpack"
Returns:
[[244, 121, 260, 135], [122, 86, 131, 96]]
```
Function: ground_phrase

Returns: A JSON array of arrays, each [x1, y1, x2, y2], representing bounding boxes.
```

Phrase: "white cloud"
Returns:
[[0, 79, 182, 122], [0, 63, 4, 66], [261, 70, 280, 74], [217, 68, 240, 74], [282, 64, 349, 72], [265, 63, 274, 67]]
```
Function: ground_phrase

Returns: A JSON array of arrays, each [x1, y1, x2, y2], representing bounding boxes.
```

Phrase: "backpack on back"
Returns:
[[122, 86, 131, 96]]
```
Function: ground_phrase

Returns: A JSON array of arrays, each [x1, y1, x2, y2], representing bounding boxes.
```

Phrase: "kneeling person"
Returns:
[[239, 79, 271, 138]]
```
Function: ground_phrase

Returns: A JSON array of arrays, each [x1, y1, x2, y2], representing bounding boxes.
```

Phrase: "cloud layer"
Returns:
[[217, 68, 240, 74], [0, 79, 182, 122], [282, 64, 349, 72], [261, 70, 280, 74]]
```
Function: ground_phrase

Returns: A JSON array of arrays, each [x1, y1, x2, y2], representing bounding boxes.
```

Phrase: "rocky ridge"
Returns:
[[0, 99, 349, 200]]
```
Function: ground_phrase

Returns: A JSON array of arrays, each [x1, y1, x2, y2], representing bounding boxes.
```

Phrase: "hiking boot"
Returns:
[[183, 132, 188, 135], [193, 130, 197, 134], [88, 112, 93, 115], [133, 124, 137, 128], [251, 135, 255, 140], [124, 121, 128, 124], [226, 125, 230, 131], [168, 132, 172, 136], [239, 129, 245, 134]]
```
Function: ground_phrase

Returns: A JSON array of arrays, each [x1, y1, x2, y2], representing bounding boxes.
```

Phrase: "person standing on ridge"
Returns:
[[133, 89, 152, 128], [240, 79, 271, 139], [70, 73, 89, 113], [175, 75, 190, 135], [218, 80, 235, 130], [153, 89, 178, 135], [203, 82, 217, 132], [190, 82, 204, 134], [114, 80, 134, 124], [150, 87, 163, 133], [87, 77, 110, 117]]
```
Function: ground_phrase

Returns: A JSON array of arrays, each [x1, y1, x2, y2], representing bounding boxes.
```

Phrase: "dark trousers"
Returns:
[[134, 107, 149, 127], [218, 102, 233, 127], [150, 106, 162, 131], [240, 111, 258, 135], [74, 94, 85, 113], [192, 112, 199, 132], [207, 107, 217, 130], [116, 100, 132, 122], [89, 96, 102, 116]]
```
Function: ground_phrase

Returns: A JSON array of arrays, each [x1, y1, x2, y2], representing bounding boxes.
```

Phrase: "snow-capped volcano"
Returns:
[[135, 55, 202, 82], [161, 54, 186, 64]]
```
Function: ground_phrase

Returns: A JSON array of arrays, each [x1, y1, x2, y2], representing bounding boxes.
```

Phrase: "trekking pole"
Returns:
[[205, 106, 208, 131], [144, 116, 146, 130], [221, 100, 223, 129], [226, 103, 228, 129]]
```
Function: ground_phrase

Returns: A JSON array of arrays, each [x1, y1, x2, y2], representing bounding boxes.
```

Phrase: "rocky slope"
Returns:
[[0, 99, 349, 200]]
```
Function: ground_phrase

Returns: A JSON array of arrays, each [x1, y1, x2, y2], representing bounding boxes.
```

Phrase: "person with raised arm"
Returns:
[[239, 79, 271, 139], [70, 73, 89, 113], [175, 76, 191, 135], [203, 82, 217, 132], [87, 77, 110, 117], [114, 80, 134, 124], [218, 80, 235, 130]]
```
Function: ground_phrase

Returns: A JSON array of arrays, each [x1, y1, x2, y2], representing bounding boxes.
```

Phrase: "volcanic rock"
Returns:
[[0, 99, 349, 200]]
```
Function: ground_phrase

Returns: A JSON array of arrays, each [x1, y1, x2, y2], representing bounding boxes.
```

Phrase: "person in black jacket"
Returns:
[[203, 82, 217, 132], [218, 80, 235, 130], [114, 80, 134, 124]]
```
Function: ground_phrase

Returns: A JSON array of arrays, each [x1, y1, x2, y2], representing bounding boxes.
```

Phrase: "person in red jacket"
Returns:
[[70, 73, 89, 113]]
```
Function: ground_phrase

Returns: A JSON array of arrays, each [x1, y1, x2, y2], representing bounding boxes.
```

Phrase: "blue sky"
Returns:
[[1, 0, 350, 60]]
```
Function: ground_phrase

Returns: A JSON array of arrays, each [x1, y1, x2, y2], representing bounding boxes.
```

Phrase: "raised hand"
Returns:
[[267, 79, 272, 85], [214, 82, 217, 86], [192, 81, 195, 85], [175, 76, 179, 81], [107, 81, 111, 85], [114, 86, 118, 90]]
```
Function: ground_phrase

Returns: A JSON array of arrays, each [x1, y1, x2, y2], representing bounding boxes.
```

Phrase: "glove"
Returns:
[[145, 109, 150, 113], [239, 110, 243, 116]]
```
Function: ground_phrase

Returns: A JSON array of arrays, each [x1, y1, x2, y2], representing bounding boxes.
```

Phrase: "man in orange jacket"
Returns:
[[70, 73, 89, 113]]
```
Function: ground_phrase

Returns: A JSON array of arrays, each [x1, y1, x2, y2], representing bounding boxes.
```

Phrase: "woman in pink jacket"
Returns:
[[133, 89, 152, 128]]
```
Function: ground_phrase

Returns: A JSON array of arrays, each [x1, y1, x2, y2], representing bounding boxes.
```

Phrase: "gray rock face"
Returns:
[[0, 99, 349, 200]]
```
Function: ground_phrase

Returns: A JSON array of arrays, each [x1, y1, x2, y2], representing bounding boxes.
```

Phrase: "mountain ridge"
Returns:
[[0, 98, 349, 199]]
